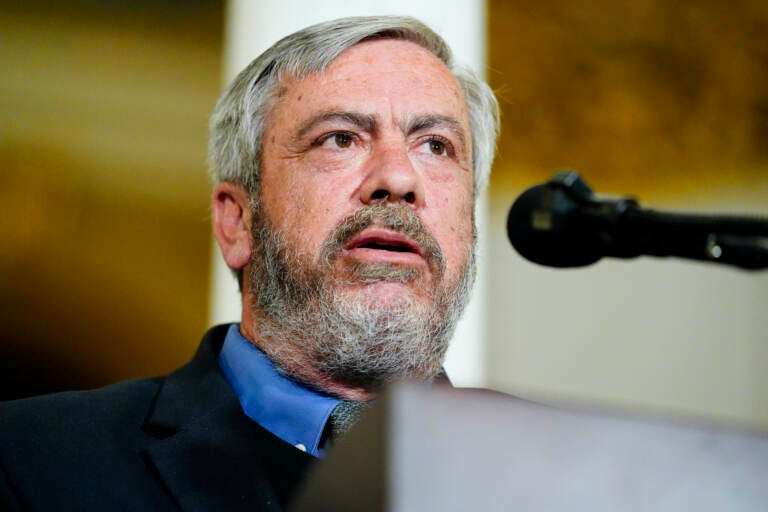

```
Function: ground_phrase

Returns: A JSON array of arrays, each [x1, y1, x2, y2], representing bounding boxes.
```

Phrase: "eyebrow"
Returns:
[[296, 111, 469, 152], [404, 114, 468, 151], [297, 111, 378, 139]]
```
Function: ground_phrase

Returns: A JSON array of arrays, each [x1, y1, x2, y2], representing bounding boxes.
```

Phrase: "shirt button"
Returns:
[[295, 443, 307, 452]]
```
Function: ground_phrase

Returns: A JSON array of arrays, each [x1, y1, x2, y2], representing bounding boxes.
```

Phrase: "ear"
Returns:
[[212, 182, 253, 270]]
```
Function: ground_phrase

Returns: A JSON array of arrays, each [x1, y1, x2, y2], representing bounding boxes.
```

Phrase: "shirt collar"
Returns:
[[218, 323, 340, 457]]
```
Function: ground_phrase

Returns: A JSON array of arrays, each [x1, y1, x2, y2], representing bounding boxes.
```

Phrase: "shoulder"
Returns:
[[0, 378, 172, 505], [0, 324, 232, 443], [0, 377, 180, 510], [1, 376, 162, 444], [0, 327, 235, 509]]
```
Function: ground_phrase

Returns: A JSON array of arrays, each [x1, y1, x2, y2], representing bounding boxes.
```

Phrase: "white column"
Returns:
[[209, 0, 489, 387]]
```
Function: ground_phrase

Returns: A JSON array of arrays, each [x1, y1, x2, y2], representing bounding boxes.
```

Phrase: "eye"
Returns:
[[312, 131, 357, 150], [429, 139, 446, 155], [422, 136, 453, 157], [332, 132, 353, 148]]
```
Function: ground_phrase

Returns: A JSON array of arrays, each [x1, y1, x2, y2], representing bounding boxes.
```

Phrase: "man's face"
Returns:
[[259, 39, 475, 309], [247, 39, 476, 391]]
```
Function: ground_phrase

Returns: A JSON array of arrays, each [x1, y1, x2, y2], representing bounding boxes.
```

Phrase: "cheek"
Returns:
[[428, 190, 475, 263], [267, 179, 351, 255]]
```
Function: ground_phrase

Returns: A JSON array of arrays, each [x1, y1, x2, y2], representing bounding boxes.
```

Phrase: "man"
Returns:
[[0, 15, 499, 511]]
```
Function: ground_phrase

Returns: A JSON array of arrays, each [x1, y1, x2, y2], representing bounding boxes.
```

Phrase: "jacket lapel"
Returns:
[[142, 326, 314, 511]]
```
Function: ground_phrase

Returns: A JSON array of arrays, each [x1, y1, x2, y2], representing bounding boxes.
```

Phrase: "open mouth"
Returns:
[[357, 240, 415, 253], [346, 231, 422, 257]]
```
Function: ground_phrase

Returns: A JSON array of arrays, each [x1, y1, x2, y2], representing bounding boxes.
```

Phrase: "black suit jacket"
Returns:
[[0, 325, 316, 511]]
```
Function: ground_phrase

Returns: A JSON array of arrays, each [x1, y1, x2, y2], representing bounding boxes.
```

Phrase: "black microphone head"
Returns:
[[506, 182, 606, 268]]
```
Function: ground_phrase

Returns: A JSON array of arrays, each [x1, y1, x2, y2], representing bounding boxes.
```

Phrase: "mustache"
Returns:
[[319, 203, 445, 275]]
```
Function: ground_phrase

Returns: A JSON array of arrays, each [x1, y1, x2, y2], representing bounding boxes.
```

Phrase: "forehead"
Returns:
[[269, 39, 470, 131]]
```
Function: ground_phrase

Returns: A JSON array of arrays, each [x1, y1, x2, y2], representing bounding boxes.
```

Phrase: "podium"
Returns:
[[291, 383, 768, 511]]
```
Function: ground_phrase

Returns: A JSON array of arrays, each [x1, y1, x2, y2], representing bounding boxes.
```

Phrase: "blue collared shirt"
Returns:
[[218, 323, 340, 457]]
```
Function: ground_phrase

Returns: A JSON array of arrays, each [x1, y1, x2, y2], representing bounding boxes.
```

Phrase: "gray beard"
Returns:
[[247, 201, 476, 392]]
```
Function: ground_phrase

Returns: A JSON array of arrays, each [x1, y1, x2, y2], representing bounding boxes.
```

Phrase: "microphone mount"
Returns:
[[507, 171, 768, 270]]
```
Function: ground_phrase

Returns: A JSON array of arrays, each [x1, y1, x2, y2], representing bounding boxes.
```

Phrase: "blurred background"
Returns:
[[1, 1, 767, 429], [0, 0, 221, 398]]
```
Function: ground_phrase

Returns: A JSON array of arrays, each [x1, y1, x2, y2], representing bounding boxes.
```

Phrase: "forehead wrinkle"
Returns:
[[296, 110, 378, 139]]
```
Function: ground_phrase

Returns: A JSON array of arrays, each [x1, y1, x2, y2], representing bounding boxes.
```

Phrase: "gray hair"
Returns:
[[208, 15, 499, 196]]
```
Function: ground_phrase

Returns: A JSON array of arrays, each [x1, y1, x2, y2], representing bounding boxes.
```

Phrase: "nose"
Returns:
[[359, 142, 425, 206]]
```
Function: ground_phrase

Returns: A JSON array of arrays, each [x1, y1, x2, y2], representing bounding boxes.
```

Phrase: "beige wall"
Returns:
[[486, 1, 768, 429]]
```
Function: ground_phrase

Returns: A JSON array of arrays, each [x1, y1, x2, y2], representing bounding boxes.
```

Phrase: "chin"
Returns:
[[337, 280, 431, 309]]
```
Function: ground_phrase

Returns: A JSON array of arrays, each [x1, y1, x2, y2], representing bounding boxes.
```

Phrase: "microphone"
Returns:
[[506, 171, 768, 270]]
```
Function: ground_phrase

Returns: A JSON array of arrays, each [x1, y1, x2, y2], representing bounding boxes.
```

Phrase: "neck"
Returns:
[[238, 317, 376, 401]]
